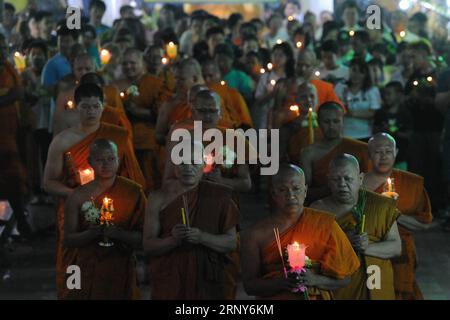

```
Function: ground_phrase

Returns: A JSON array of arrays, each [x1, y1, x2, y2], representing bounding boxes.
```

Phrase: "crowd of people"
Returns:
[[0, 0, 449, 300]]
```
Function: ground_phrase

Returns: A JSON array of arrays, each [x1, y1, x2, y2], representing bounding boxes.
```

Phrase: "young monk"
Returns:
[[311, 154, 401, 300], [241, 164, 360, 300], [300, 102, 370, 203], [363, 133, 433, 299], [64, 139, 146, 299], [144, 142, 239, 299], [43, 83, 145, 299]]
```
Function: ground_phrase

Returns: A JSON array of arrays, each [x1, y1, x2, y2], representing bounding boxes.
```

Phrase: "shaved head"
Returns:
[[329, 153, 360, 174], [272, 163, 307, 215], [368, 132, 396, 152], [273, 163, 305, 186], [80, 72, 105, 87], [368, 133, 397, 174], [318, 102, 345, 140], [89, 139, 118, 157], [178, 58, 203, 78], [188, 84, 209, 104], [88, 139, 120, 178], [296, 49, 317, 80]]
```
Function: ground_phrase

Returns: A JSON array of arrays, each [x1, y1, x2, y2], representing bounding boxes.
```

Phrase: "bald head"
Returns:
[[191, 89, 221, 125], [328, 154, 363, 204], [317, 102, 345, 140], [273, 163, 306, 186], [123, 48, 144, 60], [89, 139, 118, 158], [188, 84, 210, 104], [201, 59, 221, 84], [272, 164, 307, 214], [80, 72, 105, 87], [297, 81, 318, 110], [296, 49, 317, 80], [176, 58, 205, 93], [329, 153, 360, 174], [73, 54, 96, 80], [122, 48, 144, 79], [178, 58, 203, 78], [368, 133, 397, 174]]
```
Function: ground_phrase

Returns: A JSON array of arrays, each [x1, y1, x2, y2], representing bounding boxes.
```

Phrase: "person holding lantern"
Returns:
[[144, 141, 239, 299], [63, 139, 146, 299], [43, 83, 145, 299], [363, 133, 433, 300], [241, 163, 359, 299], [299, 101, 370, 203], [311, 153, 401, 299]]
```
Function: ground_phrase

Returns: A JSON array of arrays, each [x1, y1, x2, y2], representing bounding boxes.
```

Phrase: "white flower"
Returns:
[[84, 207, 100, 224], [81, 201, 94, 212], [126, 85, 140, 97]]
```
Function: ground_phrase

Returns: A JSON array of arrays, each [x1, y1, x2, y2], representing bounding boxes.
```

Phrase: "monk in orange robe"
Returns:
[[300, 102, 369, 203], [43, 83, 145, 299], [311, 154, 401, 300], [242, 164, 360, 300], [114, 48, 171, 191], [63, 139, 146, 299], [363, 133, 433, 300], [144, 143, 239, 299], [202, 59, 253, 128], [0, 34, 33, 239], [296, 50, 343, 107], [143, 44, 176, 92]]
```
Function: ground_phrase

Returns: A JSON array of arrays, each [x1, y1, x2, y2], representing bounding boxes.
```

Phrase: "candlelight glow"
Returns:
[[427, 76, 433, 82], [166, 41, 177, 60], [287, 241, 307, 269], [120, 91, 125, 98], [349, 30, 355, 37], [100, 49, 111, 65], [290, 105, 299, 112], [267, 63, 273, 70], [413, 80, 419, 86], [314, 70, 321, 77], [260, 68, 266, 74], [296, 41, 303, 48], [288, 16, 294, 21], [399, 30, 406, 38], [270, 79, 276, 86], [66, 100, 74, 109], [276, 39, 283, 44], [161, 57, 168, 64], [220, 80, 226, 86]]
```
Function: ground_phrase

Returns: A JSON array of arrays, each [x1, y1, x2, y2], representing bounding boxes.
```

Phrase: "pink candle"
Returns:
[[287, 242, 306, 269]]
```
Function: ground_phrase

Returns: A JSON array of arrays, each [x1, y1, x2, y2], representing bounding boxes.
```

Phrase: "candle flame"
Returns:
[[427, 76, 433, 82], [260, 68, 266, 74], [270, 79, 276, 86], [387, 177, 392, 185], [67, 100, 74, 109], [168, 41, 175, 47], [83, 168, 92, 175], [276, 39, 283, 44], [100, 49, 110, 57], [349, 30, 355, 37], [293, 241, 299, 247], [413, 80, 418, 86], [288, 16, 294, 21], [399, 30, 406, 38], [267, 62, 273, 70], [296, 41, 303, 48], [289, 105, 299, 112], [161, 57, 168, 64], [308, 107, 313, 113], [103, 197, 110, 207], [220, 80, 226, 86], [315, 70, 321, 77], [120, 92, 125, 98], [14, 51, 21, 57]]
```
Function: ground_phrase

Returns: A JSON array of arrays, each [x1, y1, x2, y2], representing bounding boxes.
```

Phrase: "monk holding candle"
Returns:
[[241, 164, 360, 300], [311, 154, 402, 300], [299, 102, 370, 203], [114, 48, 171, 191], [43, 83, 145, 299], [144, 141, 239, 299], [363, 133, 433, 300], [63, 139, 146, 299]]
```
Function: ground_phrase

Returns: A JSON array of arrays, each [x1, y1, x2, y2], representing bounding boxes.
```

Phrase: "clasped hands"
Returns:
[[88, 224, 123, 240], [347, 231, 369, 254], [171, 224, 203, 245]]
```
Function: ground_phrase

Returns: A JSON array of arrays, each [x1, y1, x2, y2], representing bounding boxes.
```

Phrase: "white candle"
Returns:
[[79, 168, 95, 185]]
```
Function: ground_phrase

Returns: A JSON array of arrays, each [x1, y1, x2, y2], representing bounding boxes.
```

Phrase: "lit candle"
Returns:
[[66, 100, 75, 110], [101, 197, 114, 224], [120, 91, 126, 99], [308, 107, 314, 145], [267, 63, 273, 71], [296, 41, 303, 48], [260, 68, 266, 74], [382, 177, 399, 199], [287, 242, 306, 270], [314, 70, 321, 77], [100, 49, 111, 66], [289, 105, 300, 117], [161, 57, 168, 65], [427, 76, 433, 82], [13, 51, 26, 73], [166, 42, 177, 60], [413, 80, 419, 86], [270, 79, 276, 86], [276, 39, 283, 44], [78, 168, 95, 185], [399, 30, 406, 38], [387, 177, 392, 192], [349, 30, 355, 37], [288, 16, 294, 21], [220, 80, 226, 86]]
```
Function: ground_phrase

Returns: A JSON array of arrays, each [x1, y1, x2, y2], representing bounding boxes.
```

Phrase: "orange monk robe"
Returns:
[[149, 181, 239, 299], [56, 123, 145, 299], [129, 74, 171, 191], [312, 137, 370, 189], [334, 191, 399, 300], [0, 61, 26, 197], [374, 169, 432, 300], [102, 105, 132, 137], [261, 208, 360, 300], [103, 84, 125, 113], [65, 176, 146, 300], [159, 69, 176, 92], [310, 79, 343, 110]]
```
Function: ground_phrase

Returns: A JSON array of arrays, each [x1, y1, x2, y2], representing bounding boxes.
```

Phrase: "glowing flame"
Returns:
[[14, 51, 21, 58], [100, 49, 111, 65], [399, 30, 406, 38], [427, 76, 433, 82], [161, 57, 168, 64], [260, 68, 266, 74], [168, 41, 175, 48], [83, 168, 92, 175], [267, 63, 273, 70], [349, 30, 355, 37], [66, 100, 74, 109], [270, 79, 276, 86], [120, 91, 125, 98], [288, 16, 294, 21], [314, 70, 321, 77], [413, 80, 419, 86], [296, 41, 303, 48], [103, 197, 110, 208], [220, 80, 226, 86], [276, 39, 283, 44]]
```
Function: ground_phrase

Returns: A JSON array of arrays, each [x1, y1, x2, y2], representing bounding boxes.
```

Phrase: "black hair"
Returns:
[[56, 24, 79, 40], [341, 0, 360, 14], [120, 5, 133, 16], [206, 26, 224, 40], [409, 12, 428, 24], [321, 21, 341, 42], [74, 83, 104, 105], [34, 11, 52, 23], [408, 41, 431, 56], [89, 0, 106, 12], [272, 42, 295, 78], [240, 22, 257, 35], [384, 81, 404, 93], [317, 101, 344, 118], [348, 58, 373, 92], [4, 2, 15, 12], [214, 43, 235, 59], [320, 39, 338, 53], [80, 72, 105, 87], [227, 13, 243, 29], [353, 30, 370, 44], [81, 24, 97, 39], [25, 40, 48, 57]]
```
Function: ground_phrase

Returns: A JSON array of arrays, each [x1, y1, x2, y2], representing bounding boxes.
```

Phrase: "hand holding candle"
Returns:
[[382, 177, 399, 199], [287, 242, 307, 270], [13, 51, 26, 73], [100, 49, 112, 66], [166, 42, 177, 60], [78, 167, 95, 185]]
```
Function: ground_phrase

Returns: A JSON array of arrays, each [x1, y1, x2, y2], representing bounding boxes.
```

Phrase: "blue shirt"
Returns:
[[41, 53, 71, 88]]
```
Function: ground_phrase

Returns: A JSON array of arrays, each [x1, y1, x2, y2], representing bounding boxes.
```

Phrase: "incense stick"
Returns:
[[182, 194, 190, 228], [273, 228, 287, 278]]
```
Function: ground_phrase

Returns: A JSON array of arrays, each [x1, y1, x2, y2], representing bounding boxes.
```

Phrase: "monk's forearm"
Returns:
[[143, 236, 179, 256], [398, 214, 430, 231], [115, 230, 142, 248], [313, 274, 350, 290], [43, 179, 74, 198], [64, 230, 98, 248], [364, 240, 401, 259], [200, 232, 236, 253]]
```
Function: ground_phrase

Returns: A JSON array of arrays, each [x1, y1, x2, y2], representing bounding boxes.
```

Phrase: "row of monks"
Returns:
[[0, 34, 432, 299]]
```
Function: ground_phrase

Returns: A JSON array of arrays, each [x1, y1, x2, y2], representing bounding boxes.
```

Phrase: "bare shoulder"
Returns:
[[51, 128, 82, 152]]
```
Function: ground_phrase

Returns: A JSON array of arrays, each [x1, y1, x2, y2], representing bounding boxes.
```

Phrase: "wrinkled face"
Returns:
[[73, 57, 95, 80], [78, 96, 103, 126], [296, 54, 315, 80], [59, 34, 77, 58], [321, 51, 336, 69], [202, 63, 220, 84], [175, 162, 204, 186], [272, 173, 307, 215], [242, 39, 259, 55], [122, 53, 143, 79], [89, 148, 119, 179], [319, 109, 343, 139], [343, 7, 359, 27], [329, 164, 362, 204], [90, 6, 105, 24], [272, 48, 287, 69], [369, 140, 397, 174], [191, 95, 221, 126], [144, 47, 163, 74]]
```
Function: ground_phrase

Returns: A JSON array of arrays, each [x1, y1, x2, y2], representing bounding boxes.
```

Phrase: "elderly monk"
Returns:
[[311, 154, 401, 300], [202, 59, 253, 129], [274, 81, 324, 163], [296, 49, 343, 107], [363, 133, 433, 300], [53, 54, 127, 135], [63, 139, 146, 299], [43, 83, 145, 299], [144, 142, 239, 299], [300, 102, 370, 203], [0, 33, 33, 239], [242, 164, 360, 300], [114, 48, 171, 191]]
